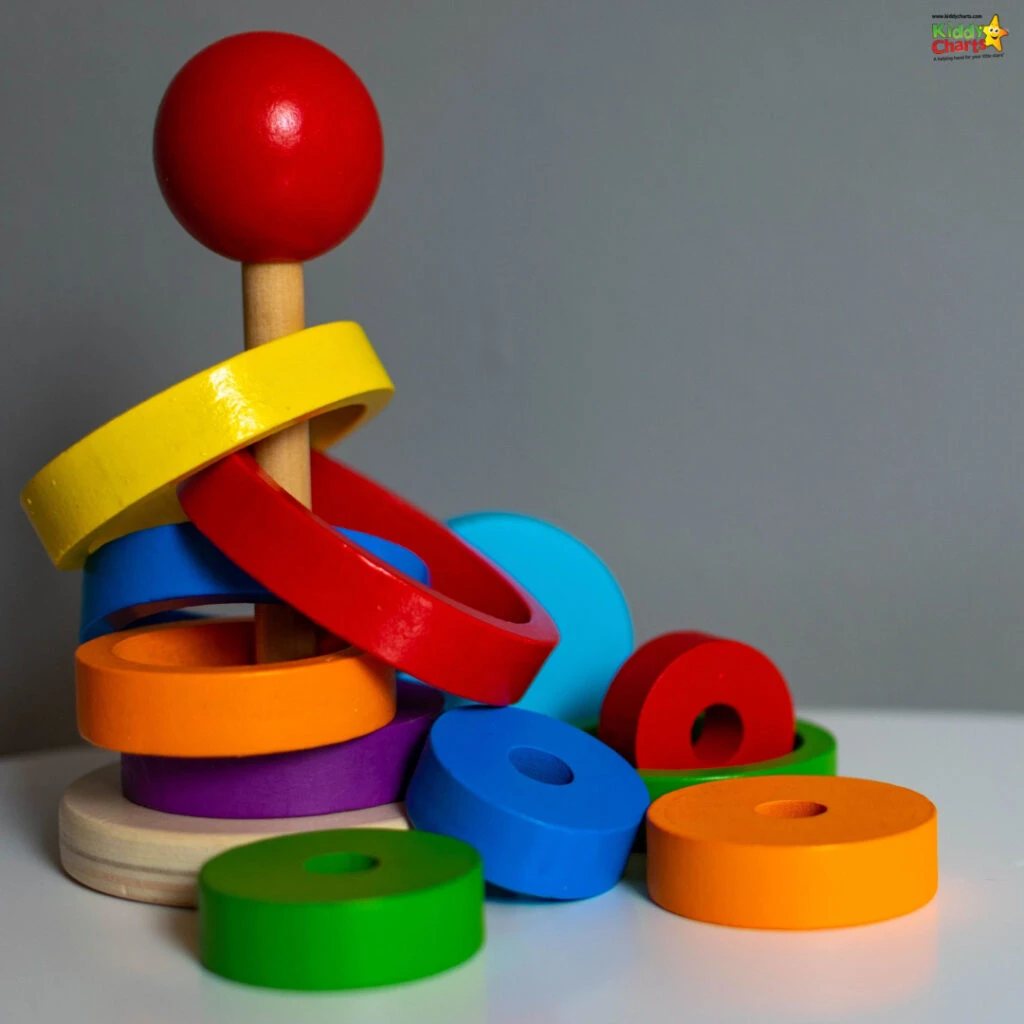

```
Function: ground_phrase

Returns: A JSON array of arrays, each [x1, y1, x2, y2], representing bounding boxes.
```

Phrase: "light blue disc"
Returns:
[[446, 512, 633, 722]]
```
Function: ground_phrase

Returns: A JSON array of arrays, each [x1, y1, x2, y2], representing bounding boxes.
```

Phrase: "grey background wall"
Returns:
[[2, 1, 1022, 755]]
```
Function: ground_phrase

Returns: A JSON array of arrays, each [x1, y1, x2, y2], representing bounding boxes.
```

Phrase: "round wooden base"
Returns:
[[58, 763, 409, 907]]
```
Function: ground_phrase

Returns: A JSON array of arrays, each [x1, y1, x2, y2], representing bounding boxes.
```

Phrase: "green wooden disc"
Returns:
[[199, 828, 484, 990], [575, 718, 837, 801]]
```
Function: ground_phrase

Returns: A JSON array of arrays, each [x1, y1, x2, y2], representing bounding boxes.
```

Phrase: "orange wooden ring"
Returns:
[[646, 775, 937, 929], [76, 619, 395, 757]]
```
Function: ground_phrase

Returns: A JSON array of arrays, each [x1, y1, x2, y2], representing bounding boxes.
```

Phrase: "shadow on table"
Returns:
[[486, 851, 649, 903], [159, 905, 201, 957], [186, 935, 488, 1023], [631, 877, 941, 1021], [618, 851, 648, 897]]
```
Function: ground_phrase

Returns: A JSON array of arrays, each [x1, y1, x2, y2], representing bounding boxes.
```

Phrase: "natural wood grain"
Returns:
[[59, 764, 409, 907], [241, 262, 318, 662]]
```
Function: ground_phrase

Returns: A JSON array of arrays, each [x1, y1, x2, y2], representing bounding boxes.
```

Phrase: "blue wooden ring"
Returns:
[[81, 522, 429, 643], [446, 512, 633, 722], [405, 706, 649, 900]]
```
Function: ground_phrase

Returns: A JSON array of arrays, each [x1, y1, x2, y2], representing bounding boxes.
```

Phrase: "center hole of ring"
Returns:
[[303, 852, 380, 875], [755, 800, 828, 819], [508, 746, 575, 785], [690, 704, 744, 764]]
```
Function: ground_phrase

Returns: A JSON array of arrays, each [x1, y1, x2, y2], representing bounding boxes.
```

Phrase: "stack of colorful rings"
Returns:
[[21, 321, 559, 918]]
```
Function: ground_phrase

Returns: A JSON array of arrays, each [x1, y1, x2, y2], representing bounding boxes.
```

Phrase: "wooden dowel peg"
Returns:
[[242, 262, 317, 661]]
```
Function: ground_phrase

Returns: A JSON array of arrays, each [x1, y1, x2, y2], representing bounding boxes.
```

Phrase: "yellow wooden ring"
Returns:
[[21, 322, 394, 569]]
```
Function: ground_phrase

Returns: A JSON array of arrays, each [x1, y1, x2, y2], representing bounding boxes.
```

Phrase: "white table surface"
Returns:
[[1, 709, 1020, 1024]]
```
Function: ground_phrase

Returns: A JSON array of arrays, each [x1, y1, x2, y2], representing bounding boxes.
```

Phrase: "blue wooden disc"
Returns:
[[81, 522, 429, 643], [446, 512, 633, 721], [405, 706, 649, 899]]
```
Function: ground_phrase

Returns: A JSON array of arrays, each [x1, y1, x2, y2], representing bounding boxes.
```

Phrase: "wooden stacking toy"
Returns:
[[20, 29, 939, 992], [23, 28, 559, 910]]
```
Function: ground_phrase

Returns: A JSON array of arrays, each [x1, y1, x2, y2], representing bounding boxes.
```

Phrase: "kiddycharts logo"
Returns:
[[932, 13, 1008, 60]]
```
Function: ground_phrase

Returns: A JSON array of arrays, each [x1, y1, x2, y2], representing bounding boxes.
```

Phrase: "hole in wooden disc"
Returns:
[[508, 746, 574, 785], [690, 704, 743, 764], [304, 852, 380, 874], [754, 800, 828, 819]]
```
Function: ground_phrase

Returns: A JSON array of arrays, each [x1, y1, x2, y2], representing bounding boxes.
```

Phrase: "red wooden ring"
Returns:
[[597, 632, 794, 770], [179, 451, 559, 704]]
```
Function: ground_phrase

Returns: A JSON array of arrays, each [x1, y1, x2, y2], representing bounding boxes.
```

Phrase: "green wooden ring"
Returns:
[[199, 828, 484, 990], [576, 718, 837, 801]]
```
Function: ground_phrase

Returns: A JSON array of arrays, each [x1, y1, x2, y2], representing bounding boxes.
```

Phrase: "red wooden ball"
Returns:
[[153, 32, 383, 263]]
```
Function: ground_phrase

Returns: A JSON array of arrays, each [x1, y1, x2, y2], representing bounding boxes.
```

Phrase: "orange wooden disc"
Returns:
[[646, 775, 937, 929], [76, 619, 395, 757]]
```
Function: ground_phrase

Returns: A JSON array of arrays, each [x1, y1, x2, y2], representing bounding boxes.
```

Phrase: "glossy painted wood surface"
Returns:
[[21, 323, 393, 569], [180, 451, 560, 703], [75, 619, 396, 757], [154, 32, 383, 263]]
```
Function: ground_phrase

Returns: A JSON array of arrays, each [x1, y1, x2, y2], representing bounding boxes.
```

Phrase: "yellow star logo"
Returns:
[[982, 14, 1008, 51]]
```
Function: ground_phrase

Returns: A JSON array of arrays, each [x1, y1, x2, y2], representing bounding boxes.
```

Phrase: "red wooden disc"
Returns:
[[598, 632, 794, 770], [153, 32, 383, 262], [178, 450, 559, 704]]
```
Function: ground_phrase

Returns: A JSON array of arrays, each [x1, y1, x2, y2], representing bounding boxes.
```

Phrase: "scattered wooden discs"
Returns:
[[406, 706, 649, 899], [199, 829, 484, 989], [646, 775, 938, 929], [599, 632, 795, 770], [579, 718, 838, 801], [58, 763, 410, 908]]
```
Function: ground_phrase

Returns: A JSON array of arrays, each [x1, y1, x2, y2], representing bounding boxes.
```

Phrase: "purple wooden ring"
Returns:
[[120, 681, 444, 819]]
